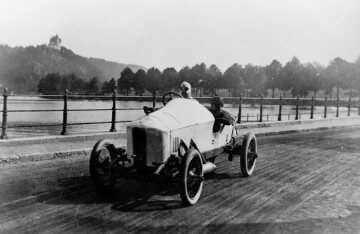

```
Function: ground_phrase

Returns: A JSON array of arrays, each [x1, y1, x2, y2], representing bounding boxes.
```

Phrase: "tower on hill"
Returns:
[[48, 35, 61, 50]]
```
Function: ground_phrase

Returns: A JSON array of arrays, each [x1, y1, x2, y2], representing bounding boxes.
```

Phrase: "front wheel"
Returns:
[[240, 133, 258, 177], [180, 148, 204, 206], [90, 140, 117, 192]]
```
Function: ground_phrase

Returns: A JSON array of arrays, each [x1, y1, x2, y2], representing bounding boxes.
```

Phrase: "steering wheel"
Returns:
[[162, 92, 183, 105]]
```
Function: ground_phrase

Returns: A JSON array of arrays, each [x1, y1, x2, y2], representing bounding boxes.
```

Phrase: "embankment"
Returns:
[[1, 116, 360, 164]]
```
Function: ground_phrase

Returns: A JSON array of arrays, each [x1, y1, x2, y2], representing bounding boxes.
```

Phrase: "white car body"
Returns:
[[126, 98, 234, 167]]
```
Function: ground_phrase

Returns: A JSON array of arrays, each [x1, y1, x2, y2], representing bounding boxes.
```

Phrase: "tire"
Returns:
[[240, 133, 257, 177], [90, 140, 117, 192], [180, 148, 204, 206]]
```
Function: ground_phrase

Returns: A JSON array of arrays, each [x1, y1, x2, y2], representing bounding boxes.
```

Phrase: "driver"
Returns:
[[206, 96, 235, 125], [180, 81, 193, 99]]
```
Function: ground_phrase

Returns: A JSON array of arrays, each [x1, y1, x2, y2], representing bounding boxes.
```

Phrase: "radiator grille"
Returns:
[[132, 127, 147, 171]]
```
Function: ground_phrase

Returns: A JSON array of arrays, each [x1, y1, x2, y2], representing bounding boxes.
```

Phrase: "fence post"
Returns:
[[1, 88, 8, 139], [324, 96, 327, 118], [61, 89, 68, 135], [110, 89, 117, 132], [237, 95, 242, 124], [295, 96, 299, 120], [259, 95, 263, 122], [152, 93, 156, 108], [347, 97, 351, 116], [278, 95, 282, 121], [336, 96, 339, 117], [247, 113, 249, 122], [310, 96, 314, 119]]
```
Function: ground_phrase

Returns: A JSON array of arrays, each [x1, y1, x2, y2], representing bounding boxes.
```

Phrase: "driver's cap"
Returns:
[[211, 96, 224, 108], [180, 81, 192, 97]]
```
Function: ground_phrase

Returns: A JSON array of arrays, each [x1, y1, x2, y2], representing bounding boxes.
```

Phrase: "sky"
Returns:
[[0, 0, 359, 71]]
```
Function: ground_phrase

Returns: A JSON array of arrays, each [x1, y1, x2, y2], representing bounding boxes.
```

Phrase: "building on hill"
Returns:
[[48, 35, 61, 50]]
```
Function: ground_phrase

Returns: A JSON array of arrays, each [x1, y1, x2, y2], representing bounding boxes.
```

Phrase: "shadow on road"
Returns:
[[206, 172, 243, 179], [111, 188, 183, 212], [34, 175, 185, 211], [34, 171, 245, 212], [33, 154, 248, 212]]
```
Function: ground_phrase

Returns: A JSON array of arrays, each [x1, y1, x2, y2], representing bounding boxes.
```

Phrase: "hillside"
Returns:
[[0, 44, 145, 93], [88, 58, 144, 82]]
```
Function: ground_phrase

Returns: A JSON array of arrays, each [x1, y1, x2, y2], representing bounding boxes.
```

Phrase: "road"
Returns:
[[1, 127, 360, 233]]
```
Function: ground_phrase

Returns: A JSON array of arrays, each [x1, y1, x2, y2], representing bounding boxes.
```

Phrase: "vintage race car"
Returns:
[[90, 92, 258, 205]]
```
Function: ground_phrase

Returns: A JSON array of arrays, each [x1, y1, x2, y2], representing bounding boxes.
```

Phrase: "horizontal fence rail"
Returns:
[[1, 88, 360, 139]]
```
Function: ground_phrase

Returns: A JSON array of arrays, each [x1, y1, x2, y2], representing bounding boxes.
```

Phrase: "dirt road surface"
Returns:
[[1, 128, 360, 233]]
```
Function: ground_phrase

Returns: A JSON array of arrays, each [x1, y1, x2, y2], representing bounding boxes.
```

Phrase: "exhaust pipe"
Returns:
[[203, 162, 216, 174], [153, 163, 165, 175]]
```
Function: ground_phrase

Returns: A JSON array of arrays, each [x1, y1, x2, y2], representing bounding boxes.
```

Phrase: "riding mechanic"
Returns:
[[206, 96, 235, 126]]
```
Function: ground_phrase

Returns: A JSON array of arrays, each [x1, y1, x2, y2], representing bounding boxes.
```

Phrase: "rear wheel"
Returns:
[[90, 140, 117, 192], [240, 133, 257, 177], [180, 148, 204, 206]]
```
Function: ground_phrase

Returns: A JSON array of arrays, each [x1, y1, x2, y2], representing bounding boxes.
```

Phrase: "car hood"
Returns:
[[128, 98, 214, 132]]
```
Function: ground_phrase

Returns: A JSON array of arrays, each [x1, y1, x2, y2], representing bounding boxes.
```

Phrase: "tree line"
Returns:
[[38, 56, 360, 98]]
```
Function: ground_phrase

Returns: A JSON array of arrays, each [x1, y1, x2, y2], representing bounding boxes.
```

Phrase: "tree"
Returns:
[[204, 64, 222, 96], [265, 60, 282, 98], [146, 67, 162, 95], [302, 63, 323, 97], [38, 73, 86, 94], [354, 57, 360, 97], [37, 73, 62, 94], [280, 57, 303, 97], [118, 67, 134, 95], [133, 69, 147, 95], [324, 57, 351, 98], [102, 77, 117, 94], [223, 63, 244, 96], [87, 77, 102, 94], [243, 64, 267, 97], [178, 66, 191, 84], [162, 67, 178, 91], [343, 62, 357, 98], [62, 73, 85, 93], [189, 63, 207, 96]]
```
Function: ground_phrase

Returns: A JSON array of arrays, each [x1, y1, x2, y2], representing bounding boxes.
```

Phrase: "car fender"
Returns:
[[91, 139, 117, 156]]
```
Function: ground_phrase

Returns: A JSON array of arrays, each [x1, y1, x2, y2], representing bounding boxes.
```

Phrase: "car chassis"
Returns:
[[90, 92, 258, 206]]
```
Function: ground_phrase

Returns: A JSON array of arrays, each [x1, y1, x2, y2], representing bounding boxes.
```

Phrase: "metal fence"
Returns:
[[233, 95, 360, 123], [1, 88, 360, 139]]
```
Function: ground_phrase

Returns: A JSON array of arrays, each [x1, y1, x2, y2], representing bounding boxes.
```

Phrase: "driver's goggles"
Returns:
[[180, 86, 189, 92]]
